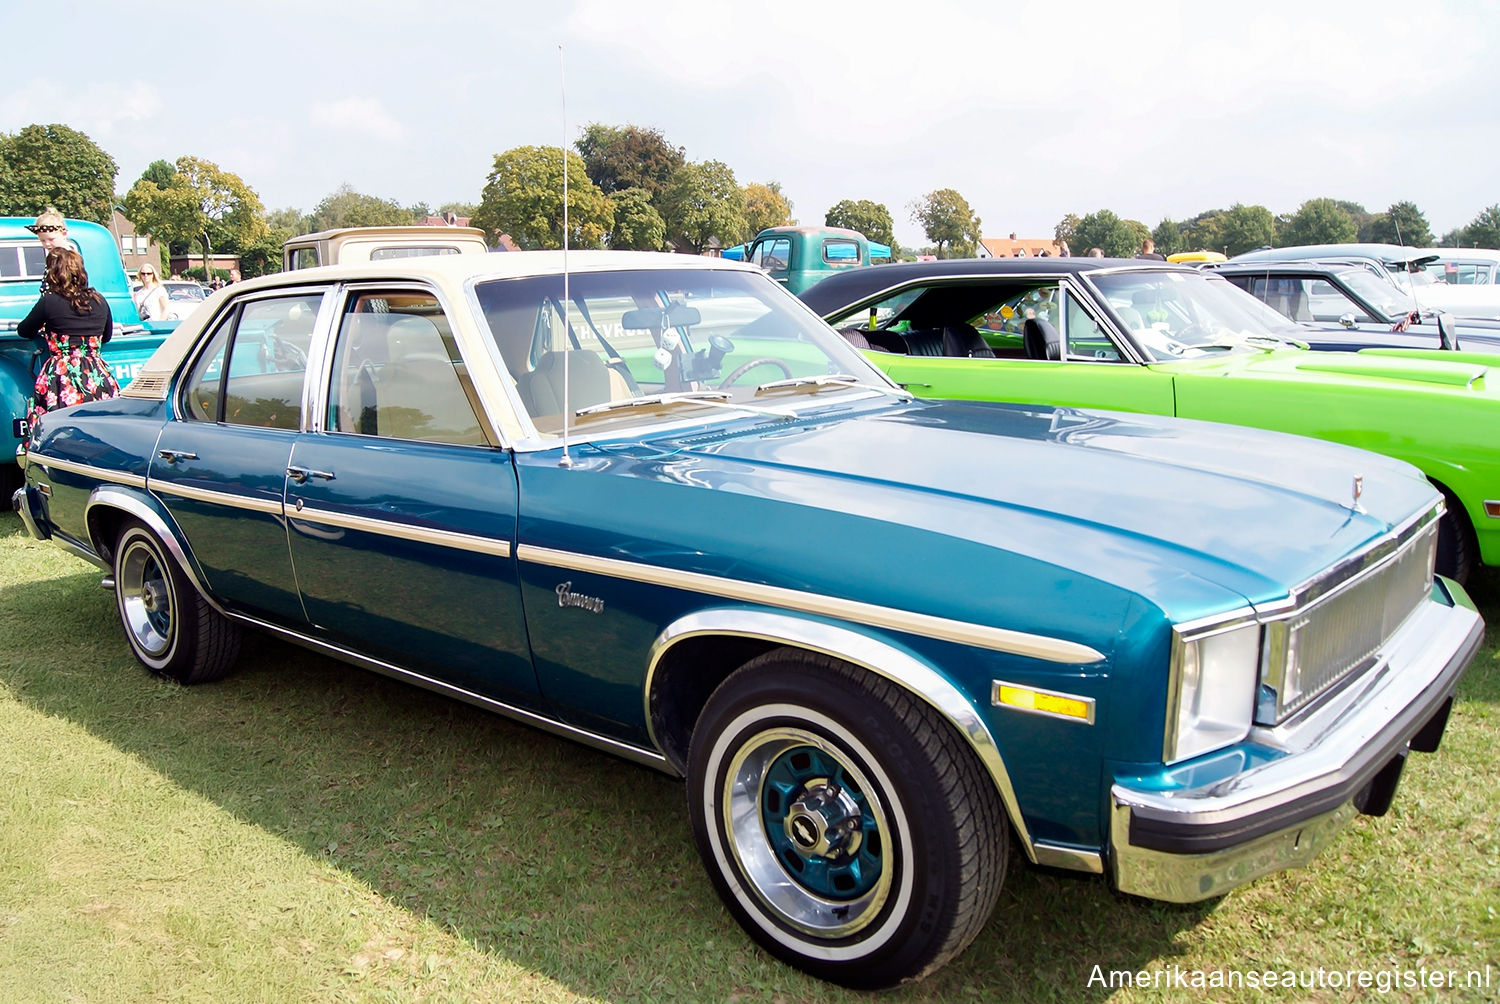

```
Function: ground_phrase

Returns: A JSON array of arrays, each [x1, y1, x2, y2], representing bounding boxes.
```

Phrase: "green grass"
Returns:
[[1, 510, 1496, 1003]]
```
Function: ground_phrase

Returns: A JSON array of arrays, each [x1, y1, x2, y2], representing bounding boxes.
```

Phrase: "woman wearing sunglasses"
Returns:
[[134, 263, 169, 322], [16, 248, 120, 445]]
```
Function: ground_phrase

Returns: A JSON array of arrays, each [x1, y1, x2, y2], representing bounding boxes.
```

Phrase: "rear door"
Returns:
[[149, 288, 328, 623]]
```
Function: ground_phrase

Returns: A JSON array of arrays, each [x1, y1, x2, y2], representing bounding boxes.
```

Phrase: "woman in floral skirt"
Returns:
[[17, 248, 120, 445]]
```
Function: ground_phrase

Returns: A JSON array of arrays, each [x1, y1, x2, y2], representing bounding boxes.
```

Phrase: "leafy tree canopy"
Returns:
[[1053, 213, 1081, 252], [124, 156, 267, 273], [742, 182, 794, 241], [1451, 204, 1500, 248], [1364, 201, 1432, 246], [828, 199, 896, 248], [607, 187, 666, 251], [1218, 203, 1277, 257], [473, 145, 612, 250], [1151, 218, 1186, 256], [576, 124, 685, 200], [0, 123, 118, 223], [307, 183, 413, 231], [140, 159, 176, 189], [1070, 209, 1146, 258], [1278, 197, 1358, 247], [658, 160, 746, 255], [266, 206, 309, 235], [909, 188, 981, 258]]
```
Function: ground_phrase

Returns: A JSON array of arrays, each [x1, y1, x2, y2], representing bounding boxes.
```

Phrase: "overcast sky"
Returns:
[[5, 1, 1496, 248]]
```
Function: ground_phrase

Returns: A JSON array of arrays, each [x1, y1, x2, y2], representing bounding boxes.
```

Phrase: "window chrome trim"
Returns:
[[523, 544, 1105, 664], [643, 609, 1045, 861], [290, 504, 511, 557], [26, 453, 147, 490]]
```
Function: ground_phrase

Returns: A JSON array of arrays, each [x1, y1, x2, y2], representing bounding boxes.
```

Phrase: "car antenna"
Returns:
[[558, 43, 574, 469]]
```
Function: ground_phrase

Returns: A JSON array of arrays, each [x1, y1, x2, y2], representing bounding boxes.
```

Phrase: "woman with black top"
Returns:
[[18, 248, 120, 445]]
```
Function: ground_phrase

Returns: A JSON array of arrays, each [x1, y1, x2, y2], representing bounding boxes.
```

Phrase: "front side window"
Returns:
[[326, 290, 491, 446], [290, 248, 320, 270], [752, 238, 792, 272], [184, 294, 320, 428]]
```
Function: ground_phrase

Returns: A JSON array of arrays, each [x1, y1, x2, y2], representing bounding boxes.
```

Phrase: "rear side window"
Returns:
[[183, 294, 321, 429], [369, 246, 462, 260], [822, 239, 860, 263]]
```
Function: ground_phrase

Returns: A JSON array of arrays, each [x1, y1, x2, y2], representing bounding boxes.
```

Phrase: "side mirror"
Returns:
[[1435, 312, 1460, 351], [1338, 313, 1356, 329]]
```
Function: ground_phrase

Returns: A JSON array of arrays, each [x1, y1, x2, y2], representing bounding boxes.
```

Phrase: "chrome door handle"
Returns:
[[158, 449, 198, 463], [286, 466, 335, 483]]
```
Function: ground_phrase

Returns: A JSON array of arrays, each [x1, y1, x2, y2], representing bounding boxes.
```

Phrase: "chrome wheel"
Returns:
[[723, 723, 894, 938], [118, 538, 175, 659]]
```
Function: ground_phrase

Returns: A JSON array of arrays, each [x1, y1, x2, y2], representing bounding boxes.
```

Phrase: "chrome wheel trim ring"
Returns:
[[118, 538, 173, 660], [712, 707, 907, 948]]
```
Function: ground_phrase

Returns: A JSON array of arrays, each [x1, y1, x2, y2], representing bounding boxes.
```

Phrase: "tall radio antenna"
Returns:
[[558, 43, 573, 468]]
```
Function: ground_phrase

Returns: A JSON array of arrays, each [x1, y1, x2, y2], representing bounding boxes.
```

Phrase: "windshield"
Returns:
[[1090, 270, 1306, 361], [1339, 268, 1412, 318], [474, 268, 888, 436]]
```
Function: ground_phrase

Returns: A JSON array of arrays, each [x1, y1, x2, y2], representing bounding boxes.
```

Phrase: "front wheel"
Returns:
[[687, 650, 1007, 988], [1433, 484, 1475, 584], [113, 520, 241, 684]]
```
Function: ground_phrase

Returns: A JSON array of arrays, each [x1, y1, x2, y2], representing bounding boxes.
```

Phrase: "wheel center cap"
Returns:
[[783, 783, 863, 859], [142, 582, 165, 612]]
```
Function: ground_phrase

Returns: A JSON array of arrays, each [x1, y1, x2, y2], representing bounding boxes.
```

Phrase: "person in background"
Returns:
[[1087, 247, 1105, 257], [17, 249, 120, 444], [1137, 238, 1166, 261], [134, 263, 169, 321], [25, 207, 74, 254]]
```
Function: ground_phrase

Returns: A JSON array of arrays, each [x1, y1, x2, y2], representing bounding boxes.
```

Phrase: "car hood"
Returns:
[[638, 398, 1436, 622], [1185, 346, 1499, 390]]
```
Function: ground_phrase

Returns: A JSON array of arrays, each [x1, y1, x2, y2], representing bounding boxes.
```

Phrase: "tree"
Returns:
[[140, 159, 176, 189], [1070, 209, 1144, 258], [1456, 205, 1500, 248], [1329, 200, 1375, 242], [0, 123, 118, 223], [909, 189, 981, 258], [828, 199, 896, 248], [1278, 198, 1358, 247], [1218, 203, 1277, 256], [1151, 218, 1185, 256], [742, 182, 794, 241], [1365, 201, 1433, 246], [123, 156, 267, 276], [658, 160, 746, 254], [575, 124, 685, 200], [266, 206, 309, 235], [307, 183, 413, 231], [607, 187, 666, 250], [472, 145, 612, 250], [1054, 213, 1081, 253]]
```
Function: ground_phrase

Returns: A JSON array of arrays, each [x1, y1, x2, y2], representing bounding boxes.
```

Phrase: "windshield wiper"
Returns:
[[753, 374, 913, 400], [1197, 332, 1305, 352], [574, 391, 794, 422]]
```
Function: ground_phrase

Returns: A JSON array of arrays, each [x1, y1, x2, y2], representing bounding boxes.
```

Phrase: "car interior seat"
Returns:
[[941, 323, 996, 358], [516, 349, 616, 424], [1022, 318, 1062, 360]]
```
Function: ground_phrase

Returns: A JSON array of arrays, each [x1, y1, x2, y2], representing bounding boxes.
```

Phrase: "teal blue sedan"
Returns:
[[11, 253, 1482, 987]]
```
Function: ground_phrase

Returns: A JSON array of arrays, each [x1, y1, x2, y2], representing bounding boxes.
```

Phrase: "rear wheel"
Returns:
[[113, 520, 240, 683], [687, 650, 1007, 988]]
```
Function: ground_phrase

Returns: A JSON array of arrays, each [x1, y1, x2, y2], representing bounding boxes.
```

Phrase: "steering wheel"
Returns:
[[718, 357, 793, 388]]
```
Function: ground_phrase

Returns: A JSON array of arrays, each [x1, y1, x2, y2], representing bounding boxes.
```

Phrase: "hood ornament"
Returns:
[[1350, 474, 1365, 514]]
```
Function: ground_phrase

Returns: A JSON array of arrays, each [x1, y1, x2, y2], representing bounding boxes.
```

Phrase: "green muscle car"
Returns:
[[801, 257, 1500, 583]]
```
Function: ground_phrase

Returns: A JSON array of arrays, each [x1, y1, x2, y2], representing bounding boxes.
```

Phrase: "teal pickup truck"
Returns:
[[722, 226, 892, 294], [1, 217, 176, 493]]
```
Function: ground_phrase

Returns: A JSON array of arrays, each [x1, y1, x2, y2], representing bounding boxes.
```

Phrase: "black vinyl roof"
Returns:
[[798, 256, 1189, 317]]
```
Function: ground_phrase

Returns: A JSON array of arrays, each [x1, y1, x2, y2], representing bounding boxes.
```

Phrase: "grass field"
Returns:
[[1, 509, 1495, 1003]]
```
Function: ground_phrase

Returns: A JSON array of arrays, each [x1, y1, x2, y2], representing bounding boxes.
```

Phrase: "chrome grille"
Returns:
[[1258, 517, 1437, 724]]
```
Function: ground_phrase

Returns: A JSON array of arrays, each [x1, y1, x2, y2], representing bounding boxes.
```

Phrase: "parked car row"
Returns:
[[8, 249, 1488, 987]]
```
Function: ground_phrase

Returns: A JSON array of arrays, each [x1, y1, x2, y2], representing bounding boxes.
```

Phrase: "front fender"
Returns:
[[644, 607, 1064, 867]]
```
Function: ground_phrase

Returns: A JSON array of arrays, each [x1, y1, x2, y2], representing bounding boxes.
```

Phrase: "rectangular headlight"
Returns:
[[1165, 621, 1261, 763]]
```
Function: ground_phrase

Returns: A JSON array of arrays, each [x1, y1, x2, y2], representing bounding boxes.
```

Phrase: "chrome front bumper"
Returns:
[[1111, 583, 1482, 903], [11, 482, 49, 542]]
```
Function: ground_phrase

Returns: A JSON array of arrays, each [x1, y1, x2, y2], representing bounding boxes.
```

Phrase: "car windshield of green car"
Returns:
[[473, 268, 887, 435], [1090, 270, 1307, 361]]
